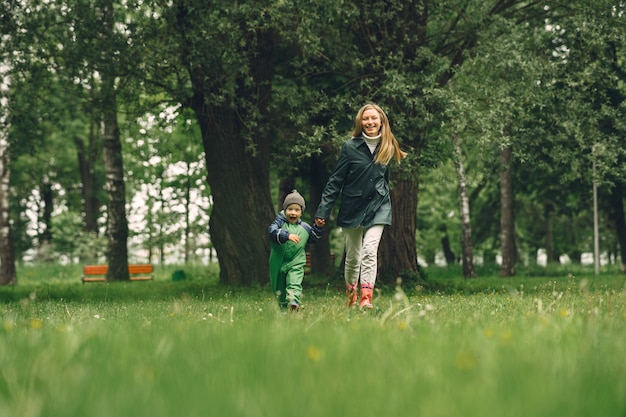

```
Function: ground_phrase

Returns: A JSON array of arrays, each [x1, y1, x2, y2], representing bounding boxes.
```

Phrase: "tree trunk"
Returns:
[[74, 130, 101, 235], [439, 224, 456, 265], [378, 178, 419, 283], [102, 105, 129, 280], [194, 102, 274, 286], [0, 116, 16, 285], [608, 182, 626, 273], [101, 0, 129, 281], [309, 155, 334, 276], [454, 134, 476, 278], [544, 203, 555, 263], [499, 145, 515, 277], [174, 2, 276, 286], [183, 161, 191, 264], [40, 181, 53, 245]]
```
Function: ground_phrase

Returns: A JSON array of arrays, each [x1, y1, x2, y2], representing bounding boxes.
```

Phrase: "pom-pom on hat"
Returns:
[[283, 189, 306, 210]]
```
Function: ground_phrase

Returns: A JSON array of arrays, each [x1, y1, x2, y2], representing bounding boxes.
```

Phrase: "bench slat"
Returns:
[[82, 264, 154, 283], [128, 264, 153, 274], [83, 265, 108, 275]]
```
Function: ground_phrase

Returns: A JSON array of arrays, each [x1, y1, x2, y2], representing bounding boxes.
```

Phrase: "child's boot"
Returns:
[[346, 282, 358, 307], [360, 284, 373, 309]]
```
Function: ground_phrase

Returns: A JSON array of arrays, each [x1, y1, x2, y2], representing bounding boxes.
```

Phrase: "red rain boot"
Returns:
[[360, 284, 373, 309]]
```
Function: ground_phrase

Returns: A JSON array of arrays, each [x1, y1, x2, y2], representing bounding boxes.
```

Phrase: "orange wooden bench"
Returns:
[[82, 264, 154, 283]]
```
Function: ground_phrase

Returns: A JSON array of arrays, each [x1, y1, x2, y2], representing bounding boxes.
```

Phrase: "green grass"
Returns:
[[1, 264, 625, 417]]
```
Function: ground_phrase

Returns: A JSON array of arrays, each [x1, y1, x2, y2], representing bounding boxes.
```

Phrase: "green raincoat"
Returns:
[[268, 211, 324, 309]]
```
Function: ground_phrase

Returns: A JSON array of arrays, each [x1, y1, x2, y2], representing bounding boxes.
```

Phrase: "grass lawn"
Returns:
[[1, 264, 625, 417]]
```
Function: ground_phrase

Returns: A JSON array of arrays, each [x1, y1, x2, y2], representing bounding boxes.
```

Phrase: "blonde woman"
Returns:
[[314, 103, 407, 308]]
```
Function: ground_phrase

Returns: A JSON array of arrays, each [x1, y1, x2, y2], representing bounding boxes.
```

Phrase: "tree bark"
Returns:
[[454, 134, 476, 278], [309, 155, 334, 276], [499, 145, 516, 277], [194, 102, 274, 286], [102, 105, 129, 280], [40, 181, 53, 245], [174, 2, 276, 286], [608, 182, 626, 273], [440, 224, 456, 265], [101, 0, 129, 281], [183, 161, 192, 264], [378, 178, 418, 283], [544, 203, 555, 263], [74, 129, 101, 235], [0, 117, 16, 285]]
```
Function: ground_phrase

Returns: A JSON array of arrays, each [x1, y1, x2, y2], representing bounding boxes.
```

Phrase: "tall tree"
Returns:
[[499, 145, 515, 276], [149, 1, 280, 285], [0, 54, 16, 285], [553, 0, 626, 271], [0, 4, 17, 284], [453, 134, 476, 278], [93, 0, 129, 280]]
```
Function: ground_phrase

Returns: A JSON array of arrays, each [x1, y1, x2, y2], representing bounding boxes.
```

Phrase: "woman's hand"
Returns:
[[315, 218, 326, 227]]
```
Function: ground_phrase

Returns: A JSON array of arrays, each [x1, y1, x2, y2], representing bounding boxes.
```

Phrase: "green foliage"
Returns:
[[4, 0, 626, 281]]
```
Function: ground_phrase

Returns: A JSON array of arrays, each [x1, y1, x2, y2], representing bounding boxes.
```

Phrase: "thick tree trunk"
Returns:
[[195, 102, 274, 286], [499, 146, 515, 277], [178, 9, 276, 285], [100, 0, 129, 281], [378, 178, 419, 283], [0, 128, 16, 285], [454, 134, 476, 278], [102, 106, 129, 281]]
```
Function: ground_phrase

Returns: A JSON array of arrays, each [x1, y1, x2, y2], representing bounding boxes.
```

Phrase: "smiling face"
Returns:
[[284, 203, 303, 224], [361, 108, 381, 137]]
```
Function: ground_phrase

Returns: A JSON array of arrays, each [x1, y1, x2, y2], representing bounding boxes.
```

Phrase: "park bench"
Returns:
[[82, 264, 154, 283]]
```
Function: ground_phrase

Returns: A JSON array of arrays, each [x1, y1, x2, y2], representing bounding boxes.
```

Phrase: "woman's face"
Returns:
[[361, 108, 381, 136]]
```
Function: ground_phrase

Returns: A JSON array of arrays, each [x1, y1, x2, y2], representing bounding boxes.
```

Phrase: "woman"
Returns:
[[314, 103, 407, 308]]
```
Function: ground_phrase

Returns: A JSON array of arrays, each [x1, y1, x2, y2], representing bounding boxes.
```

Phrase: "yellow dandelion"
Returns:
[[483, 328, 494, 338], [560, 308, 569, 318], [306, 345, 323, 362], [3, 320, 15, 332], [30, 318, 43, 330]]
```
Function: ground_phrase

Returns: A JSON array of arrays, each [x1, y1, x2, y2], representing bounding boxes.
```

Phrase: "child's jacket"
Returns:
[[268, 211, 324, 281]]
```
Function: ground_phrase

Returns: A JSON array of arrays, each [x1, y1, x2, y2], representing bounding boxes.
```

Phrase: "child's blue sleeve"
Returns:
[[268, 213, 290, 244]]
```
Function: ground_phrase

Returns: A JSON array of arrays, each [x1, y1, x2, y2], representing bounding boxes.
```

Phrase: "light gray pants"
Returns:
[[343, 225, 385, 288]]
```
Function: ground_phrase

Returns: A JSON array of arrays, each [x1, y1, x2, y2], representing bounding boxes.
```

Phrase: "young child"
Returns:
[[268, 189, 324, 311]]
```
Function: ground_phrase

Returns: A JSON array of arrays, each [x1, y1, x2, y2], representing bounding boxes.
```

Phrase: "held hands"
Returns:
[[314, 218, 326, 227], [288, 234, 301, 243]]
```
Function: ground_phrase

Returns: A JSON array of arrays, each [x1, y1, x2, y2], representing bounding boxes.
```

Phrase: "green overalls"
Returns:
[[268, 222, 310, 309]]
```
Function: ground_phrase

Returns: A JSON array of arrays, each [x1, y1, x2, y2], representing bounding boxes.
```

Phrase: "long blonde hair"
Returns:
[[351, 103, 407, 165]]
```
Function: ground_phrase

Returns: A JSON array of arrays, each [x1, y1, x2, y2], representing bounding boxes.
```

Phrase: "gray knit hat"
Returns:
[[283, 189, 306, 210]]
